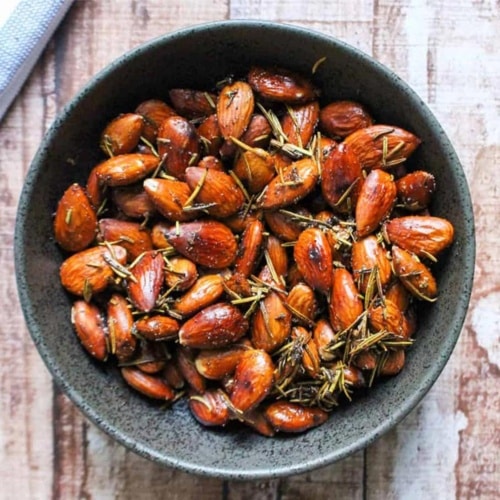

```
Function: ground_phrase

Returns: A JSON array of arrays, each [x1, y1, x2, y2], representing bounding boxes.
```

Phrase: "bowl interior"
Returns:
[[15, 21, 474, 479]]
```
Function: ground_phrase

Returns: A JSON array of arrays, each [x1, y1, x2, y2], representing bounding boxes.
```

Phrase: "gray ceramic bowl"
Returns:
[[15, 21, 474, 479]]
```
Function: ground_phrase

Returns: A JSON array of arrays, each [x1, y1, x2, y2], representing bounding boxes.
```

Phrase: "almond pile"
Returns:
[[54, 65, 454, 435]]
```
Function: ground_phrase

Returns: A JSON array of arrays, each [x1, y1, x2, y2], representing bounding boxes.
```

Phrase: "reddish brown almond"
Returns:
[[195, 344, 250, 380], [174, 274, 225, 317], [164, 220, 238, 269], [60, 245, 127, 297], [383, 216, 454, 258], [368, 300, 412, 339], [162, 362, 185, 389], [330, 268, 364, 332], [248, 66, 316, 103], [294, 227, 333, 294], [98, 218, 153, 262], [321, 143, 363, 214], [259, 158, 319, 210], [134, 341, 168, 374], [134, 315, 180, 341], [264, 401, 328, 433], [353, 351, 378, 371], [107, 293, 136, 362], [243, 409, 276, 437], [185, 167, 245, 218], [240, 114, 272, 148], [143, 177, 199, 222], [265, 234, 288, 278], [71, 301, 107, 361], [396, 170, 436, 211], [112, 184, 156, 219], [197, 155, 224, 171], [385, 280, 412, 312], [179, 303, 248, 349], [157, 115, 200, 180], [121, 367, 175, 400], [313, 318, 336, 361], [320, 100, 373, 138], [391, 246, 438, 301], [251, 291, 292, 353], [380, 349, 405, 376], [95, 153, 159, 187], [54, 183, 97, 252], [164, 256, 198, 292], [344, 125, 421, 170], [127, 252, 164, 312], [355, 169, 397, 237], [286, 263, 305, 288], [100, 113, 144, 156], [232, 149, 276, 194], [175, 346, 206, 394], [264, 207, 310, 242], [150, 222, 175, 250], [297, 327, 321, 378], [234, 219, 264, 277], [135, 99, 177, 142], [281, 101, 320, 147], [230, 349, 274, 412], [286, 283, 317, 326], [223, 271, 252, 298], [189, 389, 230, 426], [197, 114, 223, 156], [86, 165, 105, 209], [169, 88, 216, 119], [217, 81, 254, 140], [351, 236, 392, 294]]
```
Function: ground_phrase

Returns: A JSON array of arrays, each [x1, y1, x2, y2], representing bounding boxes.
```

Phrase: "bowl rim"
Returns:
[[15, 19, 475, 479]]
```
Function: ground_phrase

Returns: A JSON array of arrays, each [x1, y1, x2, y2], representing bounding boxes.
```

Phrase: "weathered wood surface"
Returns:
[[1, 0, 498, 498]]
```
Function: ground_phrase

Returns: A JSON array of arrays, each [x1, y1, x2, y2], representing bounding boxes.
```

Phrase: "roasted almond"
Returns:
[[135, 99, 177, 142], [224, 207, 262, 234], [60, 245, 127, 297], [232, 148, 276, 194], [107, 293, 136, 362], [86, 165, 105, 209], [95, 153, 159, 187], [121, 367, 175, 401], [100, 113, 144, 156], [313, 318, 336, 362], [134, 341, 168, 374], [368, 299, 412, 339], [127, 251, 164, 312], [164, 220, 238, 269], [396, 170, 436, 211], [264, 401, 328, 433], [173, 274, 225, 317], [319, 100, 373, 138], [54, 183, 97, 252], [329, 268, 364, 332], [175, 346, 206, 394], [112, 184, 156, 219], [164, 256, 198, 292], [217, 81, 254, 140], [286, 283, 317, 326], [385, 280, 412, 312], [234, 219, 264, 278], [264, 207, 309, 242], [281, 101, 320, 148], [178, 303, 248, 349], [383, 215, 454, 258], [197, 114, 223, 156], [150, 221, 175, 250], [197, 155, 224, 171], [195, 344, 249, 380], [71, 300, 107, 361], [189, 389, 230, 426], [169, 88, 216, 119], [239, 114, 272, 149], [380, 349, 405, 376], [355, 169, 396, 237], [265, 234, 288, 278], [134, 315, 180, 342], [162, 362, 185, 390]]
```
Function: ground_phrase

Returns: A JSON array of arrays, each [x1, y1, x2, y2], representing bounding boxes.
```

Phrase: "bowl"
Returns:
[[15, 20, 475, 479]]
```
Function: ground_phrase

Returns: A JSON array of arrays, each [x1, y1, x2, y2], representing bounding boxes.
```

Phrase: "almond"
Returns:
[[383, 215, 454, 258], [217, 81, 254, 140], [197, 114, 222, 156], [95, 153, 159, 187], [264, 207, 309, 242], [150, 222, 175, 250], [265, 234, 288, 278], [162, 362, 185, 390], [164, 220, 238, 269], [54, 183, 97, 252], [329, 268, 364, 332], [71, 301, 107, 361], [293, 227, 333, 294], [121, 367, 175, 400], [60, 245, 127, 297], [385, 280, 411, 312], [135, 99, 177, 142], [313, 318, 336, 361], [344, 124, 421, 170], [127, 251, 164, 312], [224, 207, 262, 234], [195, 344, 249, 380], [197, 155, 224, 171], [240, 114, 272, 149], [234, 219, 264, 277], [112, 184, 156, 219], [230, 349, 274, 412], [107, 293, 136, 362], [259, 158, 319, 210], [189, 389, 230, 426], [264, 401, 328, 433], [173, 274, 225, 317], [243, 408, 276, 437], [320, 100, 373, 138], [86, 165, 105, 209], [135, 341, 167, 374], [175, 346, 206, 394], [164, 256, 198, 292], [134, 315, 180, 342], [178, 303, 248, 349], [286, 283, 317, 326], [157, 115, 199, 180], [280, 101, 320, 147], [184, 166, 245, 218], [232, 149, 275, 194], [355, 169, 396, 237], [100, 113, 144, 156], [368, 299, 412, 339], [396, 170, 436, 211], [247, 66, 316, 103], [380, 349, 405, 376], [168, 88, 216, 119]]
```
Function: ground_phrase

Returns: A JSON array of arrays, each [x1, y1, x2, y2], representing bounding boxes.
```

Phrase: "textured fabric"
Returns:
[[0, 0, 74, 121]]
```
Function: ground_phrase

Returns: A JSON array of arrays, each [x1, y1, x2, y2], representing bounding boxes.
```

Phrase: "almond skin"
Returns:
[[313, 318, 336, 361], [197, 114, 223, 156], [95, 153, 159, 187], [396, 170, 436, 211], [264, 401, 328, 433], [134, 315, 180, 342], [368, 299, 413, 339], [173, 274, 225, 317], [178, 303, 248, 349], [135, 341, 168, 374], [86, 165, 105, 209], [329, 268, 364, 332], [383, 215, 454, 258], [230, 349, 274, 412], [286, 283, 318, 326], [157, 115, 200, 180], [189, 389, 230, 426], [164, 256, 198, 292], [168, 88, 216, 119], [164, 220, 238, 269], [100, 113, 144, 156], [195, 344, 249, 380], [248, 66, 316, 103], [127, 251, 165, 313], [265, 234, 289, 278], [60, 245, 127, 297], [355, 169, 397, 237], [319, 100, 373, 138], [112, 184, 156, 219], [344, 124, 421, 170], [293, 227, 333, 294], [107, 293, 136, 362], [380, 349, 405, 376], [135, 99, 177, 142], [184, 166, 245, 218], [54, 183, 97, 252], [259, 158, 319, 210], [264, 207, 310, 242], [71, 301, 107, 361], [232, 149, 276, 194], [240, 114, 272, 148], [121, 367, 175, 401], [281, 101, 320, 147], [217, 81, 255, 140], [234, 219, 264, 278], [175, 346, 206, 394]]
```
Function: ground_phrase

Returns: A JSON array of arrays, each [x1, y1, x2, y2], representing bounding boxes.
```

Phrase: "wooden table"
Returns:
[[1, 1, 498, 498]]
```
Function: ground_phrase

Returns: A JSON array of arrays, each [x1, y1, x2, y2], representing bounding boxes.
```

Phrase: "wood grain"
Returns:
[[0, 0, 498, 498]]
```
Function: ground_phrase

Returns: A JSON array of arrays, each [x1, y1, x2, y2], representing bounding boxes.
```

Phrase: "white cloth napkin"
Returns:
[[0, 0, 74, 121]]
